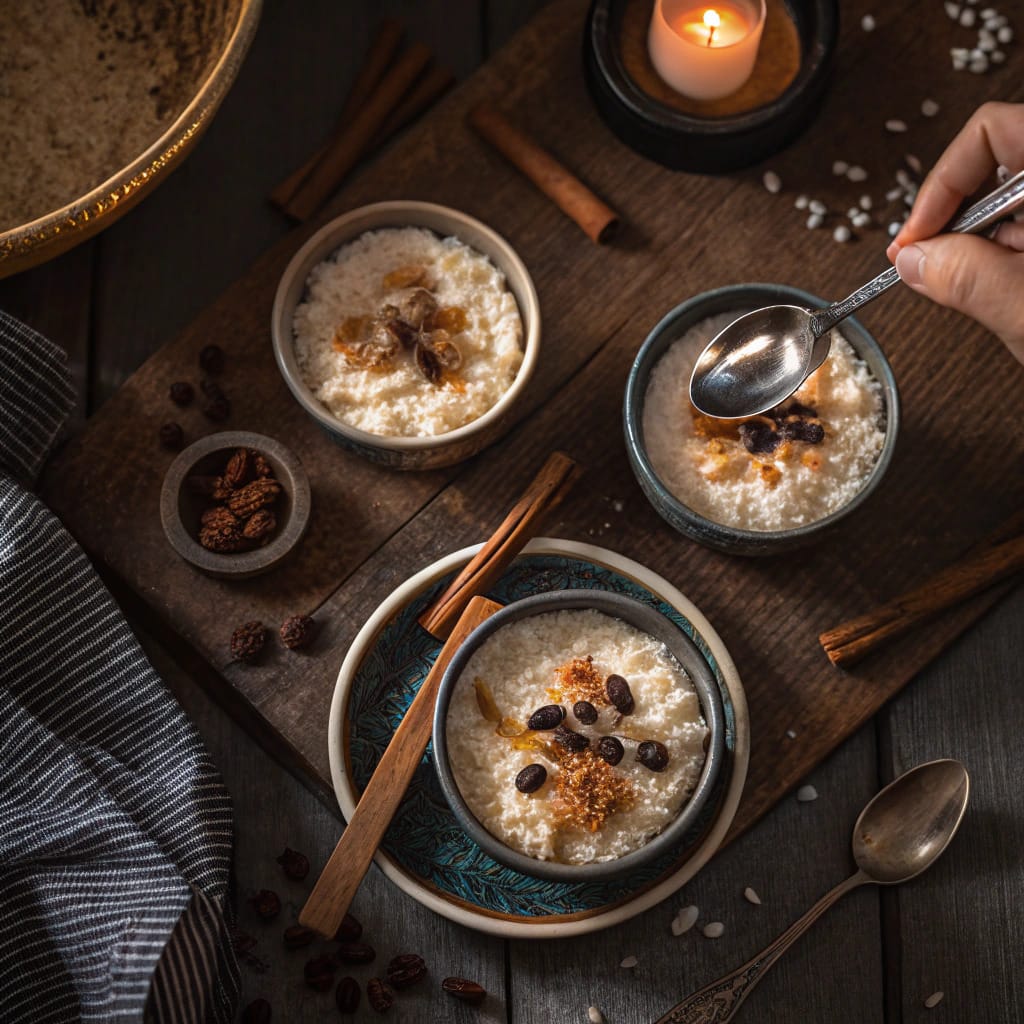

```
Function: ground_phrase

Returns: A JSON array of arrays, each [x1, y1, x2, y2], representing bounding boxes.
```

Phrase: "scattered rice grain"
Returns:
[[808, 199, 827, 215], [888, 221, 902, 237], [785, 728, 797, 739], [924, 991, 945, 1009], [620, 955, 638, 969], [905, 154, 923, 175], [997, 25, 1013, 42], [991, 50, 1006, 63], [795, 194, 809, 209], [763, 170, 782, 194], [861, 14, 876, 31], [797, 785, 818, 802], [588, 1007, 606, 1024], [944, 0, 960, 16], [959, 7, 976, 25], [702, 922, 725, 939], [847, 166, 868, 182], [672, 905, 700, 936], [921, 98, 940, 117], [743, 886, 762, 905], [885, 119, 908, 133], [833, 225, 852, 243], [806, 213, 824, 230], [859, 194, 873, 210], [832, 160, 849, 176]]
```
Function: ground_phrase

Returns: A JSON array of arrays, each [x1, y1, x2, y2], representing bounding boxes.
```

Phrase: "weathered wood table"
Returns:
[[3, 1, 1023, 1020]]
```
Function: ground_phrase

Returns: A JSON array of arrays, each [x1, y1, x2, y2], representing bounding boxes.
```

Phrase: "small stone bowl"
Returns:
[[431, 590, 726, 883], [160, 431, 311, 579], [271, 200, 541, 471], [623, 283, 900, 556]]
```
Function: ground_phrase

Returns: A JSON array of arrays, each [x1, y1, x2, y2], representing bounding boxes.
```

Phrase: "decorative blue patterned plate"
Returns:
[[328, 538, 749, 937]]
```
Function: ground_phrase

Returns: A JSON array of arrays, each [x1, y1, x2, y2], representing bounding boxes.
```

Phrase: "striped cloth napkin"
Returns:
[[0, 312, 238, 1023]]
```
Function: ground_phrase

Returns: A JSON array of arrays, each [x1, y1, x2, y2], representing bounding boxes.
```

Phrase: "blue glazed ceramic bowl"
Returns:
[[623, 283, 900, 556], [271, 201, 540, 471], [432, 589, 726, 884]]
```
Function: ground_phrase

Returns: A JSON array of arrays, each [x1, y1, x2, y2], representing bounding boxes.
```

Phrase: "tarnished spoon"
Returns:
[[690, 169, 1024, 419], [655, 759, 970, 1023]]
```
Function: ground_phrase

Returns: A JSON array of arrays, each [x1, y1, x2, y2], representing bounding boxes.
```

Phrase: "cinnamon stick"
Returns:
[[468, 103, 619, 244], [285, 41, 432, 221], [371, 64, 455, 149], [819, 533, 1024, 668], [418, 451, 582, 640], [269, 18, 403, 209]]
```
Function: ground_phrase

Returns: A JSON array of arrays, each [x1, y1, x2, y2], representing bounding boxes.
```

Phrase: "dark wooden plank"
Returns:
[[509, 725, 882, 1023], [0, 243, 93, 430], [881, 587, 1024, 1022], [36, 0, 1024, 880], [484, 0, 550, 56]]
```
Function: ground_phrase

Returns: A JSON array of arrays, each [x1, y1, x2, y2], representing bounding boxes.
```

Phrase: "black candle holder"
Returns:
[[583, 0, 839, 173]]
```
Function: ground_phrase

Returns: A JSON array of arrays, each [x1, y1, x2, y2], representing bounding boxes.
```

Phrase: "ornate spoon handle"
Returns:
[[653, 871, 870, 1024], [811, 168, 1024, 338]]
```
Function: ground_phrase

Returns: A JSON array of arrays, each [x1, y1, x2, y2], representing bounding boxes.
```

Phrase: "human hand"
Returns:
[[886, 102, 1024, 365]]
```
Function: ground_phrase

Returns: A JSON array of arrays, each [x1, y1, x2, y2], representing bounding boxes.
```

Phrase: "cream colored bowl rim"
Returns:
[[271, 200, 541, 451], [326, 537, 750, 938]]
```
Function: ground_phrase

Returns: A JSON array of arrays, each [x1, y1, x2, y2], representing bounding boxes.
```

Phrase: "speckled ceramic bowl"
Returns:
[[271, 201, 541, 471], [160, 430, 310, 579], [432, 589, 726, 884], [624, 283, 900, 556]]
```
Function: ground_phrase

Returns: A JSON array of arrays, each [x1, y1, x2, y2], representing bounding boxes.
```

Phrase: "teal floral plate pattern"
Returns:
[[328, 538, 749, 938]]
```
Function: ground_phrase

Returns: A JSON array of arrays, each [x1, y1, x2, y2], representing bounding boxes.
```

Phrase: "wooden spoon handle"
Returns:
[[299, 596, 501, 938], [418, 451, 581, 639], [820, 533, 1024, 668]]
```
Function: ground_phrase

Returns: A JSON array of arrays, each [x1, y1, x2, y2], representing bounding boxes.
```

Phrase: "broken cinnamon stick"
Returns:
[[270, 18, 404, 209], [285, 41, 432, 221], [819, 533, 1024, 668], [418, 451, 582, 640], [468, 104, 619, 244]]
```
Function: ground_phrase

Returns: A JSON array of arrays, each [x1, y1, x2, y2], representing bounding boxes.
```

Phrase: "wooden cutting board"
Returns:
[[41, 0, 1024, 846]]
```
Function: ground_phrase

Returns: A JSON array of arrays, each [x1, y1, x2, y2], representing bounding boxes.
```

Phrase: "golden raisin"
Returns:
[[473, 678, 502, 723]]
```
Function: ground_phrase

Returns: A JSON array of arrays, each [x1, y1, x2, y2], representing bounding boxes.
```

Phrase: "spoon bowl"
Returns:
[[852, 758, 970, 884]]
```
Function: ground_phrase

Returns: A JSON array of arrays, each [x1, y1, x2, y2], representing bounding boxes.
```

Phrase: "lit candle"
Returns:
[[648, 0, 766, 101]]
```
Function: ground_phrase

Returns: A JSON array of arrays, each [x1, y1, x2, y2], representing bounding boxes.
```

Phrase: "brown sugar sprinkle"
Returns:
[[555, 656, 610, 707], [554, 749, 634, 832]]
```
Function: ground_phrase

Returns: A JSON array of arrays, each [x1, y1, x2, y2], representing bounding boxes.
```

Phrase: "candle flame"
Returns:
[[703, 8, 720, 46]]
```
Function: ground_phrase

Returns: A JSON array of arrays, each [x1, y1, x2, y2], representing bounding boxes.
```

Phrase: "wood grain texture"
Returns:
[[36, 0, 1024, 862]]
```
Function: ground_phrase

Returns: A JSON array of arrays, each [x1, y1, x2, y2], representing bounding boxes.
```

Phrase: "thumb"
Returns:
[[895, 235, 1024, 355]]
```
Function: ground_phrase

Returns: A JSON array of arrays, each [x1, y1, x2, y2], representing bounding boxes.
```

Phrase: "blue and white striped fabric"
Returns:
[[0, 312, 238, 1023]]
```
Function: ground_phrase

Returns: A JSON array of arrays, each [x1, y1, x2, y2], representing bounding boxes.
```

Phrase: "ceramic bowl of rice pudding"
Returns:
[[624, 284, 899, 556], [272, 201, 540, 469], [432, 591, 726, 882]]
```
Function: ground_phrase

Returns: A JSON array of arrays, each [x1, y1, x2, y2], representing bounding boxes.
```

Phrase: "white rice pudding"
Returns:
[[292, 227, 523, 437], [643, 311, 886, 532], [447, 609, 708, 865]]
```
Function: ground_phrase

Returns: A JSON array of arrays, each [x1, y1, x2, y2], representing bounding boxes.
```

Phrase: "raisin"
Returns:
[[169, 381, 194, 406], [738, 421, 780, 455], [514, 764, 547, 794], [637, 740, 670, 772], [386, 953, 427, 989], [333, 913, 363, 943], [230, 622, 266, 662], [605, 675, 635, 715], [366, 978, 394, 1013], [573, 700, 598, 725], [280, 614, 316, 650], [597, 736, 624, 766], [199, 344, 225, 374], [527, 704, 566, 731], [335, 976, 361, 1013], [780, 419, 825, 444], [159, 422, 184, 451], [442, 977, 486, 1005], [333, 942, 376, 965], [304, 954, 335, 992], [554, 724, 589, 752], [249, 889, 281, 920], [282, 924, 316, 949], [276, 847, 310, 880]]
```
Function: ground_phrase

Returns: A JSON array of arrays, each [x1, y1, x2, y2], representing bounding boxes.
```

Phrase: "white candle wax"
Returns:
[[648, 0, 766, 101]]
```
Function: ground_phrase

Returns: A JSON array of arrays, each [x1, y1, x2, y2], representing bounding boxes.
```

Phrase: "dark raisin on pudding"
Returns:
[[637, 740, 670, 772], [573, 700, 598, 725], [526, 704, 566, 731], [515, 763, 547, 793], [605, 674, 635, 715], [553, 724, 589, 752], [596, 735, 624, 766]]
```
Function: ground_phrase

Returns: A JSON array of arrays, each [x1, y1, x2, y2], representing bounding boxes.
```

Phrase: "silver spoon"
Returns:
[[654, 759, 970, 1024], [690, 169, 1024, 418]]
